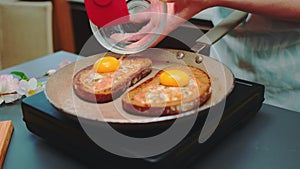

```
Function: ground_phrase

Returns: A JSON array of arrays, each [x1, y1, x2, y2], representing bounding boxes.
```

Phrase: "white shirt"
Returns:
[[210, 7, 300, 112]]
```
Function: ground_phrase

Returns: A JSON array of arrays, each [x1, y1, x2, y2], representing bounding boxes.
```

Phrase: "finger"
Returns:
[[125, 26, 165, 49], [110, 32, 147, 43], [129, 8, 152, 23], [125, 33, 156, 49], [110, 17, 157, 42]]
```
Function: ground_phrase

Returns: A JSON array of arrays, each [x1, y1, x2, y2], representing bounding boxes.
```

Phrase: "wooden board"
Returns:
[[0, 120, 14, 169]]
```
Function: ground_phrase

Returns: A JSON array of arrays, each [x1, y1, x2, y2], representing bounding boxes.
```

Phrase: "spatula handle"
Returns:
[[196, 10, 248, 45]]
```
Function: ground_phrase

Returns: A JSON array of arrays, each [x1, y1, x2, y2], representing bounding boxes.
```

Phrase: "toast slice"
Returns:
[[122, 65, 211, 116], [73, 57, 152, 103]]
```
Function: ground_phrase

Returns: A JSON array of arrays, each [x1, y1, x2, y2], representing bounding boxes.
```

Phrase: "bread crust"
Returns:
[[73, 58, 152, 103], [122, 65, 211, 116]]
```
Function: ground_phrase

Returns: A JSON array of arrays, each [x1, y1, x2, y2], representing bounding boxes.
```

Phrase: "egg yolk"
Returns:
[[159, 70, 190, 87], [93, 56, 120, 73]]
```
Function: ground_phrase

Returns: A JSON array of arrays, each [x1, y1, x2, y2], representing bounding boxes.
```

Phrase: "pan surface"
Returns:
[[44, 48, 235, 124]]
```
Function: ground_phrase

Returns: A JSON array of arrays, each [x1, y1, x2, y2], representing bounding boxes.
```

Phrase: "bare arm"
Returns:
[[156, 0, 300, 46], [171, 0, 300, 22], [216, 0, 300, 22]]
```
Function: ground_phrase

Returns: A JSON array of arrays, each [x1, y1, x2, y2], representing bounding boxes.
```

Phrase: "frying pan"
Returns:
[[44, 10, 248, 157]]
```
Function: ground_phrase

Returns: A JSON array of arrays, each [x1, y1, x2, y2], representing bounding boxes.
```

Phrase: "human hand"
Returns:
[[109, 0, 216, 50]]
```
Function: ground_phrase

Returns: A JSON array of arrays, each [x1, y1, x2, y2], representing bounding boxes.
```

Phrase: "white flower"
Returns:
[[0, 75, 19, 93], [44, 69, 56, 76], [17, 78, 43, 97], [0, 94, 21, 104], [0, 74, 21, 104]]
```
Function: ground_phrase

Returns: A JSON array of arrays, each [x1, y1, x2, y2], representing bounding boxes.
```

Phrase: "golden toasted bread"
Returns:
[[122, 65, 211, 116], [73, 57, 152, 103]]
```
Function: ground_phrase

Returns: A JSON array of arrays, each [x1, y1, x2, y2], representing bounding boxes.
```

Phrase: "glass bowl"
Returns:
[[90, 0, 167, 54]]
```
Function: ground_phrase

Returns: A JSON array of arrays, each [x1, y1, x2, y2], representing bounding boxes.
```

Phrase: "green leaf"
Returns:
[[37, 82, 43, 87], [10, 71, 29, 80]]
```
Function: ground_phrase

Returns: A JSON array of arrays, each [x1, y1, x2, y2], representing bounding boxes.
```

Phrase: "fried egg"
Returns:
[[159, 70, 190, 87], [93, 56, 120, 73]]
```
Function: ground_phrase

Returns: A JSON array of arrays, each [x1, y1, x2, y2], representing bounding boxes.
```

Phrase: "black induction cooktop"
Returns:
[[21, 78, 264, 169]]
